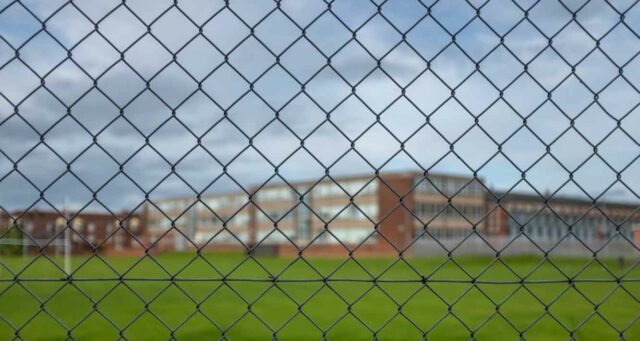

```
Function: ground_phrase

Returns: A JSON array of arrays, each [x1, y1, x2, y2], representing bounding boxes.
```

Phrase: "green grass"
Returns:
[[0, 252, 639, 340]]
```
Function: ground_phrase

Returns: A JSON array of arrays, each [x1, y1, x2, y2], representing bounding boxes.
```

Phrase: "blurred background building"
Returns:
[[485, 191, 639, 242], [2, 171, 639, 257], [0, 209, 144, 256], [144, 171, 640, 256]]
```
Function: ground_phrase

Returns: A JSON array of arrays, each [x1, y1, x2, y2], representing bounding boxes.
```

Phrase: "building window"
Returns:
[[314, 181, 370, 198], [231, 213, 249, 226], [87, 223, 96, 243], [257, 188, 294, 202], [259, 210, 290, 222]]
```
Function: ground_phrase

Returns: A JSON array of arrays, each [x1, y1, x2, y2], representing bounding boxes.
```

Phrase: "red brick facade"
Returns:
[[377, 173, 415, 254], [143, 172, 640, 258], [0, 210, 144, 255]]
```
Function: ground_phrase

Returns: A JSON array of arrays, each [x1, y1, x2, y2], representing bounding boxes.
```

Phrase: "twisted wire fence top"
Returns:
[[1, 0, 640, 340]]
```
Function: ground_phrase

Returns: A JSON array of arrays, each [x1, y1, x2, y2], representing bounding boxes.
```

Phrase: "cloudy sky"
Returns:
[[0, 0, 639, 213]]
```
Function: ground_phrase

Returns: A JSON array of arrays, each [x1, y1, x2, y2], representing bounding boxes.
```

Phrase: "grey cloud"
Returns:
[[1, 0, 640, 213]]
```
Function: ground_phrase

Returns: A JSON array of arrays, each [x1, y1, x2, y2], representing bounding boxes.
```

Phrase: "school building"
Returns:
[[145, 170, 640, 257], [0, 209, 145, 256], [144, 171, 488, 256]]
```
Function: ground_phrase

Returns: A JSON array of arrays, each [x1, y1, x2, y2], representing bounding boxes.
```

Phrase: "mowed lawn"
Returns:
[[0, 252, 639, 340]]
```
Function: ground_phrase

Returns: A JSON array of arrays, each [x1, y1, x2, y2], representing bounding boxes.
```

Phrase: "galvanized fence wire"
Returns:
[[0, 0, 639, 339]]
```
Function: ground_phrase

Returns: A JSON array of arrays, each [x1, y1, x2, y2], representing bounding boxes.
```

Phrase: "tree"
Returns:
[[0, 223, 24, 256]]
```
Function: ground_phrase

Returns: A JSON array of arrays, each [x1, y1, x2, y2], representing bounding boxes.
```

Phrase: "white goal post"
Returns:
[[0, 237, 71, 275]]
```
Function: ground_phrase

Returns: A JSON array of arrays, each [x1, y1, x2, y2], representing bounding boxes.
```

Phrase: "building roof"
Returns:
[[151, 170, 480, 203], [1, 209, 137, 220], [489, 191, 640, 211]]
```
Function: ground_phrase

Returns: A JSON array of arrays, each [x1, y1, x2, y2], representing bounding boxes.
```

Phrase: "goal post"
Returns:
[[0, 237, 71, 274]]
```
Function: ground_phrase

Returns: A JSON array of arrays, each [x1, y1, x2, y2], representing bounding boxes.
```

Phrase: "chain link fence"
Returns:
[[1, 0, 640, 339]]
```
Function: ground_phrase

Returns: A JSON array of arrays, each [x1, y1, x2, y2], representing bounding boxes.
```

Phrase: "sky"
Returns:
[[0, 0, 640, 213]]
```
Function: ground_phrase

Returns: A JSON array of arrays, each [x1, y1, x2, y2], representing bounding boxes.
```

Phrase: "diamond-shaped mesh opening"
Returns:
[[0, 0, 639, 339]]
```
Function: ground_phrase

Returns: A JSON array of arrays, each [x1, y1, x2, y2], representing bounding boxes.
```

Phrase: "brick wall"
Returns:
[[377, 173, 415, 256]]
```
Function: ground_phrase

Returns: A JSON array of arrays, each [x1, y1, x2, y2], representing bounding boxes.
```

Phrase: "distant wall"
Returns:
[[411, 235, 640, 258]]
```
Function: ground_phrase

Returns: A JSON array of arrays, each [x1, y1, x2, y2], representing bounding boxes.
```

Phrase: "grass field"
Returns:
[[0, 252, 639, 340]]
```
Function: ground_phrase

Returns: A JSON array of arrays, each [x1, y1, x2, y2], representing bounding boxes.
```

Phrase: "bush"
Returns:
[[0, 225, 23, 256]]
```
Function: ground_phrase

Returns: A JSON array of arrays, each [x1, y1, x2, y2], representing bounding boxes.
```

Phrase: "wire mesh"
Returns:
[[0, 0, 640, 339]]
